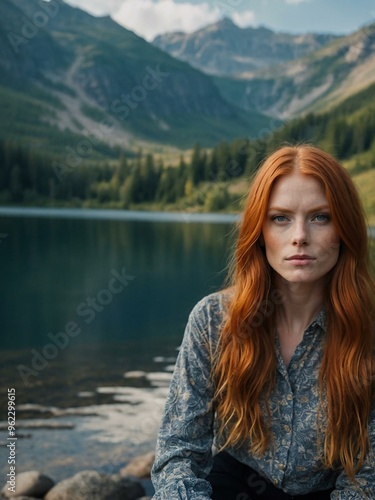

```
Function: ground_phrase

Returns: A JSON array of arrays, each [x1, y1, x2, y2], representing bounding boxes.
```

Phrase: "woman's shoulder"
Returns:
[[184, 290, 232, 352], [187, 288, 233, 338], [191, 288, 233, 319]]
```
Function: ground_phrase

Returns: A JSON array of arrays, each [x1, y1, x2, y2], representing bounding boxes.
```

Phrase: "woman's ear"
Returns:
[[259, 234, 265, 247]]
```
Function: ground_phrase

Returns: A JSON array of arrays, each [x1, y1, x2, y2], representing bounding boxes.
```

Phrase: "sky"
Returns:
[[64, 0, 375, 41]]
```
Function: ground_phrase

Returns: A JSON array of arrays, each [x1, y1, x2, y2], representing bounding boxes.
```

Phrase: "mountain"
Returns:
[[212, 22, 375, 119], [152, 18, 337, 77], [0, 0, 269, 155], [153, 17, 375, 122]]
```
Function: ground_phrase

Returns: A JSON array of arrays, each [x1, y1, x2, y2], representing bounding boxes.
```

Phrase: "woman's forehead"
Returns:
[[268, 172, 327, 207]]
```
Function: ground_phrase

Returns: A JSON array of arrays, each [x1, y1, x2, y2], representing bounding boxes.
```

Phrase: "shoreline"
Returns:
[[0, 366, 173, 490], [0, 206, 239, 224], [0, 207, 374, 235], [1, 450, 155, 498]]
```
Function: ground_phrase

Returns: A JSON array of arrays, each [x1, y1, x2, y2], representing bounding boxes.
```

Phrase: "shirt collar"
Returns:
[[306, 308, 327, 334]]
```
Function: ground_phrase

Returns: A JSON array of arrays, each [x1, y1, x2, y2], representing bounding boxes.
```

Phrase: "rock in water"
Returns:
[[119, 452, 155, 479], [44, 470, 144, 500], [4, 497, 40, 500], [1, 470, 54, 498]]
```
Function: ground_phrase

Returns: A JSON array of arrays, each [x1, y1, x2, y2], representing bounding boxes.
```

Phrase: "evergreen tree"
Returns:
[[10, 164, 22, 201], [118, 156, 130, 184], [190, 143, 206, 185], [156, 167, 177, 204], [176, 156, 189, 199]]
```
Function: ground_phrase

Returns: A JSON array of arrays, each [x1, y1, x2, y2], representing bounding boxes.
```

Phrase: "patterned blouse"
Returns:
[[151, 291, 375, 499]]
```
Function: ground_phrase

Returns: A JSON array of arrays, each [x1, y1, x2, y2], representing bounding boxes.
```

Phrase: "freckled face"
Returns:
[[261, 171, 340, 286]]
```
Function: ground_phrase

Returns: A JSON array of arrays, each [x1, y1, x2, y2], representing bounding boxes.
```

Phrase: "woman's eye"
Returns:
[[272, 215, 288, 222], [313, 213, 330, 222]]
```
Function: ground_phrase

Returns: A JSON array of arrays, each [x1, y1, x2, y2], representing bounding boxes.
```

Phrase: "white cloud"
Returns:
[[232, 10, 256, 29], [113, 0, 221, 41], [66, 0, 256, 42], [65, 0, 125, 16]]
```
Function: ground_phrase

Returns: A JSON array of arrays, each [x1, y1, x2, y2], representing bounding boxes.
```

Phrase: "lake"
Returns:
[[0, 207, 238, 487]]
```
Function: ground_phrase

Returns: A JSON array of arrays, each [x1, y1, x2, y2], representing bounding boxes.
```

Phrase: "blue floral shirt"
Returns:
[[151, 291, 375, 499]]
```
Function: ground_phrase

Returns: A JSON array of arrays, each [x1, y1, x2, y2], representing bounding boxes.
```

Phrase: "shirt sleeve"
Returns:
[[331, 408, 375, 499], [151, 297, 217, 500]]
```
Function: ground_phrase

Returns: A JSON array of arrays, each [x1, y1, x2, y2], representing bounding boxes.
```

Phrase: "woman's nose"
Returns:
[[292, 221, 309, 245]]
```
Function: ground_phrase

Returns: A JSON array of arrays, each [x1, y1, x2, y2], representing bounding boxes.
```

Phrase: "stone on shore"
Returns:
[[3, 497, 40, 500], [44, 470, 145, 500], [119, 452, 155, 479], [1, 470, 54, 498]]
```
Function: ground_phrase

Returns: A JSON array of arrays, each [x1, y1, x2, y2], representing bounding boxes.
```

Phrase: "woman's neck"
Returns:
[[274, 276, 325, 338]]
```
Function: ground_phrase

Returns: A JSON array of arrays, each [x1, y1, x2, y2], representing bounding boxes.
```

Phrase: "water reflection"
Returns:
[[0, 216, 237, 351]]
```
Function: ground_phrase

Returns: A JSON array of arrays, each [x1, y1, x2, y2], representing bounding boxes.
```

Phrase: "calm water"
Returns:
[[0, 208, 238, 348], [0, 208, 238, 484]]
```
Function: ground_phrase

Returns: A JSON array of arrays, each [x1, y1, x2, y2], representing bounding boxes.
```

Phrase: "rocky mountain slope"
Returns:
[[0, 0, 268, 154], [213, 22, 375, 119], [153, 17, 375, 121], [152, 18, 337, 77]]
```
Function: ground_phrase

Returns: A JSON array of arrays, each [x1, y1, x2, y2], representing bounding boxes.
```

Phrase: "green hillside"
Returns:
[[0, 0, 269, 154], [2, 79, 375, 225]]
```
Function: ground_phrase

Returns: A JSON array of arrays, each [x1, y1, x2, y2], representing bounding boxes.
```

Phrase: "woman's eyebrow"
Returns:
[[267, 205, 330, 213]]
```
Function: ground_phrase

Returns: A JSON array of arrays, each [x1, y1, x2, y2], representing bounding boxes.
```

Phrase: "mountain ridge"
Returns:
[[217, 21, 375, 119], [0, 0, 268, 154], [153, 16, 375, 120], [152, 17, 338, 77]]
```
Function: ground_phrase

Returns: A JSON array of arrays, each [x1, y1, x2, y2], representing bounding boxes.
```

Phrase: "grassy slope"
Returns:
[[0, 85, 123, 159], [344, 149, 375, 226]]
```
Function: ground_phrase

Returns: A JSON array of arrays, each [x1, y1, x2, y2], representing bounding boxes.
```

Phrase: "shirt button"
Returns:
[[286, 394, 293, 401], [278, 463, 285, 471], [283, 425, 291, 433]]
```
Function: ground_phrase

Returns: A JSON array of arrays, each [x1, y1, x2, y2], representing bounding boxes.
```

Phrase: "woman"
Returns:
[[151, 145, 375, 499]]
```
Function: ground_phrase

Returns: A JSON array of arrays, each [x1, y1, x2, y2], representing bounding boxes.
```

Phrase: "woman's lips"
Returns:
[[286, 255, 316, 265]]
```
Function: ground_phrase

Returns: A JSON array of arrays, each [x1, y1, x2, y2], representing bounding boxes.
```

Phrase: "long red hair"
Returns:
[[213, 145, 375, 477]]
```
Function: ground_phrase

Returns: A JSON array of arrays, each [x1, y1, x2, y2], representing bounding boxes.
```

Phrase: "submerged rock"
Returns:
[[3, 497, 40, 500], [44, 470, 144, 500], [118, 452, 155, 479], [1, 470, 54, 498]]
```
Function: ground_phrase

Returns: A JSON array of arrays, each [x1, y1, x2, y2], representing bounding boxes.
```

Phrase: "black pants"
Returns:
[[206, 452, 334, 500]]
